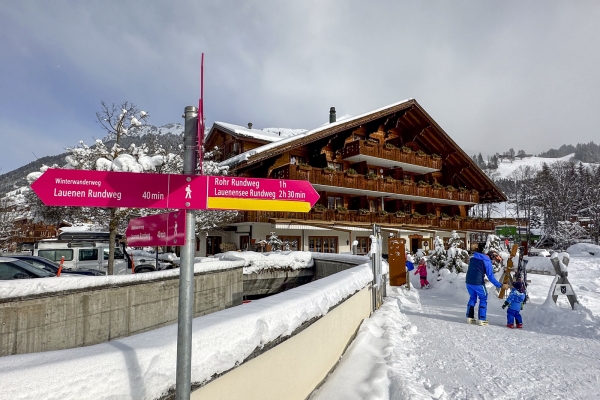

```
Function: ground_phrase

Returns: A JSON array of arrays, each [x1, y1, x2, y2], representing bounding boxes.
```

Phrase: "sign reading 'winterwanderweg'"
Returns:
[[31, 169, 319, 212]]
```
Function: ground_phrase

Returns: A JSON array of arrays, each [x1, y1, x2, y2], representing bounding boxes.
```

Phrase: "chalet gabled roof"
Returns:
[[219, 99, 507, 203], [206, 122, 305, 144]]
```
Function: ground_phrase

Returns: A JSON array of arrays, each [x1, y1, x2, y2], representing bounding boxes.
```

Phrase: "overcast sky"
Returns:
[[2, 1, 600, 173]]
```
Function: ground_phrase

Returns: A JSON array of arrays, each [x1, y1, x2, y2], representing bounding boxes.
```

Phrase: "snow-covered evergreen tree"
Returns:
[[267, 232, 283, 251], [427, 236, 447, 271], [445, 231, 470, 273], [483, 234, 503, 272]]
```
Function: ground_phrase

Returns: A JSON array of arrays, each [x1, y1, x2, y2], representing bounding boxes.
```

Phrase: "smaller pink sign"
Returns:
[[125, 211, 186, 247]]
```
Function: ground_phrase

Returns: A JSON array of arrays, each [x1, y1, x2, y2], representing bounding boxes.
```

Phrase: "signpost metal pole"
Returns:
[[176, 106, 198, 400]]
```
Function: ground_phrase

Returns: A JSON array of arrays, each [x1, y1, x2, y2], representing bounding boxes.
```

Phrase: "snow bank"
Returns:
[[217, 251, 314, 274], [566, 243, 600, 257], [311, 283, 438, 400], [0, 260, 244, 300], [0, 264, 373, 400]]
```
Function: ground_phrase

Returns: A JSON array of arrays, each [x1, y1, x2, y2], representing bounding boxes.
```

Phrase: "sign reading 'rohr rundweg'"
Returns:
[[31, 169, 319, 212]]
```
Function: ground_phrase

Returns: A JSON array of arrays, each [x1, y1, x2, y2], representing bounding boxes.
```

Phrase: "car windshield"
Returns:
[[3, 259, 56, 277]]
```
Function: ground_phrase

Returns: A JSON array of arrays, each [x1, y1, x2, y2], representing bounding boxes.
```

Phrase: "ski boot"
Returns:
[[478, 320, 489, 326], [467, 318, 478, 325], [506, 324, 514, 329], [516, 323, 523, 329]]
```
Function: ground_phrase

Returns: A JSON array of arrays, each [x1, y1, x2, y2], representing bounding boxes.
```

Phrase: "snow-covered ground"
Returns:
[[3, 251, 600, 399], [311, 254, 600, 400]]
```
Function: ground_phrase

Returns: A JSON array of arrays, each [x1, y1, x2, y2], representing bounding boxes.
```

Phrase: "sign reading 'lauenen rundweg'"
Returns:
[[31, 169, 319, 212]]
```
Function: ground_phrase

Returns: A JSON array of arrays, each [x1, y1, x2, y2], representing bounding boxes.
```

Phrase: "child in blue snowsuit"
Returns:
[[502, 281, 526, 328]]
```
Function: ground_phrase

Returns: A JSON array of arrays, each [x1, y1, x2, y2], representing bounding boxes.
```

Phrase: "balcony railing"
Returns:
[[238, 210, 494, 231], [271, 165, 479, 203], [342, 140, 442, 170]]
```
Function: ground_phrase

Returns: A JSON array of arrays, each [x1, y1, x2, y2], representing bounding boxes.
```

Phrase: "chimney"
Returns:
[[329, 107, 336, 123], [247, 122, 253, 129]]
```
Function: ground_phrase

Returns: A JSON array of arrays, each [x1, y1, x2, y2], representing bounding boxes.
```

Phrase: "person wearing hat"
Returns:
[[465, 250, 507, 325], [502, 281, 526, 328], [414, 257, 430, 289]]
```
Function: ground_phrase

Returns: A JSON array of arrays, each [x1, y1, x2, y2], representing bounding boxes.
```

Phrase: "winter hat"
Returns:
[[512, 281, 525, 293], [487, 250, 501, 262]]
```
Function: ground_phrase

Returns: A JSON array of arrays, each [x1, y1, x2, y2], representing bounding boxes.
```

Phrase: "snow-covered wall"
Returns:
[[0, 263, 374, 400], [0, 265, 243, 357]]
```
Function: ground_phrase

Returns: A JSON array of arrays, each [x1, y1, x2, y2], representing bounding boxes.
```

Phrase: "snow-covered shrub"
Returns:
[[483, 234, 504, 272], [445, 231, 469, 273], [427, 236, 447, 272]]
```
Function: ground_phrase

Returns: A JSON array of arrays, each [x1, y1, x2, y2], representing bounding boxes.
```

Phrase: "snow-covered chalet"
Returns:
[[203, 99, 506, 256]]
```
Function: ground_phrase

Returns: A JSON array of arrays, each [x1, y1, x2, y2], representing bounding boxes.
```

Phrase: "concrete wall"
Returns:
[[190, 285, 372, 400], [244, 268, 314, 297], [0, 267, 243, 357]]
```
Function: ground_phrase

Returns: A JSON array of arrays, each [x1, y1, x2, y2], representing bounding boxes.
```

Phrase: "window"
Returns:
[[278, 236, 301, 251], [226, 141, 239, 156], [327, 196, 343, 209], [79, 249, 98, 261], [355, 237, 371, 255], [404, 203, 412, 214], [0, 263, 26, 280], [308, 236, 338, 253], [103, 247, 125, 260], [292, 156, 307, 165], [38, 249, 74, 262], [369, 199, 377, 212]]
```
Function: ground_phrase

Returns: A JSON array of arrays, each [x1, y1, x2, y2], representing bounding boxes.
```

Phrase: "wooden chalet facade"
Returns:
[[203, 99, 506, 256]]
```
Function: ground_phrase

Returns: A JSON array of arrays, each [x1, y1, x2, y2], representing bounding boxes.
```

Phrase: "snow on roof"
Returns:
[[219, 99, 413, 168], [212, 122, 305, 143]]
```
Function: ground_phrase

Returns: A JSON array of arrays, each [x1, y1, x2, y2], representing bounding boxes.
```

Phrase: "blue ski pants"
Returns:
[[466, 284, 488, 320], [507, 308, 523, 325]]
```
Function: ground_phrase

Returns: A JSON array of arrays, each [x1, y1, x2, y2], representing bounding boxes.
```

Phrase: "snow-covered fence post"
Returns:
[[176, 105, 198, 400], [549, 253, 579, 309]]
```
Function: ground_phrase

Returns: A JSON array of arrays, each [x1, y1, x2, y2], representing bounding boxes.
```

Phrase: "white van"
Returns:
[[34, 232, 130, 275]]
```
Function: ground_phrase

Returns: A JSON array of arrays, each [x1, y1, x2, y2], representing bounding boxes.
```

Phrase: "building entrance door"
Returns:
[[206, 236, 222, 256]]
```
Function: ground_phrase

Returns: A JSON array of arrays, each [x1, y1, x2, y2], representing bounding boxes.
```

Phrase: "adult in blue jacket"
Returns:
[[465, 250, 505, 325]]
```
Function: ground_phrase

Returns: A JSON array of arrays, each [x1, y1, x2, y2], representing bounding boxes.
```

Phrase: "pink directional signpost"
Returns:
[[31, 169, 319, 212], [125, 211, 185, 247]]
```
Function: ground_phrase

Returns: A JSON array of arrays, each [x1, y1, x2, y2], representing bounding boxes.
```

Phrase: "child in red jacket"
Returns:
[[414, 258, 430, 289]]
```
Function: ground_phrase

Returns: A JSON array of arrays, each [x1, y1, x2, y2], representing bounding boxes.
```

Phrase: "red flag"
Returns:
[[198, 53, 204, 174]]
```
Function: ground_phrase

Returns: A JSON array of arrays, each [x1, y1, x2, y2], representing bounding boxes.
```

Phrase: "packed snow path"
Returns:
[[404, 287, 600, 399], [312, 256, 600, 400]]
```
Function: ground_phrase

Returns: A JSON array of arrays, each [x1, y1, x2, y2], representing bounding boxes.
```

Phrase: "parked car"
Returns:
[[528, 248, 551, 257], [0, 257, 56, 280], [10, 255, 106, 277]]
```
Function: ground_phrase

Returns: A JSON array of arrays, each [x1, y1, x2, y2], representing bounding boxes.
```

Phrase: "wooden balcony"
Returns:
[[271, 165, 479, 205], [238, 210, 495, 231], [341, 140, 442, 173]]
